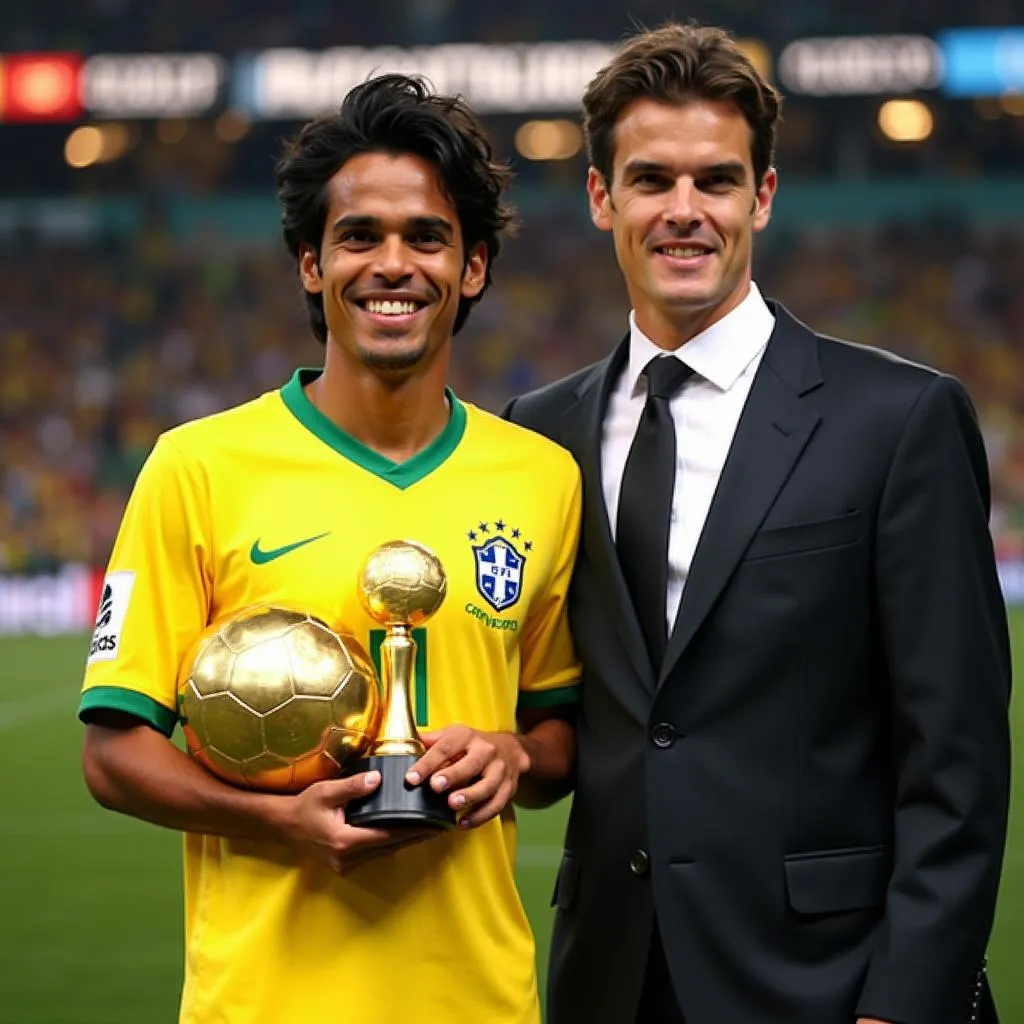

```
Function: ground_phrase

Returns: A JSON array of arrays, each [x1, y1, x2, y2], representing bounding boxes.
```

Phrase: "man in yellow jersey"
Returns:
[[79, 74, 581, 1024]]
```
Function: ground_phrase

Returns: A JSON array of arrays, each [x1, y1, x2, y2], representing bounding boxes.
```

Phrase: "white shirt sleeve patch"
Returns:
[[87, 570, 136, 664]]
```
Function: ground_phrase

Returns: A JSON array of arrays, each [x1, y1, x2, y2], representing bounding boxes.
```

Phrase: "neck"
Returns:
[[634, 279, 752, 351], [307, 342, 451, 464]]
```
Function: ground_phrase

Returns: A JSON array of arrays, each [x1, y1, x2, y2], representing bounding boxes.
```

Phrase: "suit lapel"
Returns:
[[559, 338, 658, 692], [659, 305, 823, 686]]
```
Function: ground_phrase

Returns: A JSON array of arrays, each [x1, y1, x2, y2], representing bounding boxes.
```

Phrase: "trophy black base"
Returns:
[[345, 754, 457, 830]]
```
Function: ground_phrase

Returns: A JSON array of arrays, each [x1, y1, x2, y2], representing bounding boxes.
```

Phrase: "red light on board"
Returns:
[[1, 53, 83, 122]]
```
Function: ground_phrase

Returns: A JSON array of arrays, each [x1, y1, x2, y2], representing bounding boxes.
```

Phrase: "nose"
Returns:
[[663, 178, 702, 229], [372, 234, 413, 281]]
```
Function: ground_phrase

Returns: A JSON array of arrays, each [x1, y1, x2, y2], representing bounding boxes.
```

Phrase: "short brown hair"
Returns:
[[583, 22, 781, 187]]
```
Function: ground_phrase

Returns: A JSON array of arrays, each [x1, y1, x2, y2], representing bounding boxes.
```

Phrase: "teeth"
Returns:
[[662, 247, 708, 258], [365, 299, 419, 315]]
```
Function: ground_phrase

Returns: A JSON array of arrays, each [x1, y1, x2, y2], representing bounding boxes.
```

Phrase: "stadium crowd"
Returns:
[[2, 210, 1022, 574], [9, 0, 1018, 53]]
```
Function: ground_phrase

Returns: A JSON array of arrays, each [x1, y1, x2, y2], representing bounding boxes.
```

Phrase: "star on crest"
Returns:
[[467, 520, 532, 554]]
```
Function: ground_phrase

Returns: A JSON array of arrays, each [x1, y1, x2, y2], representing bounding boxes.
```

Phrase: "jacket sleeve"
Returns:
[[857, 374, 1011, 1024]]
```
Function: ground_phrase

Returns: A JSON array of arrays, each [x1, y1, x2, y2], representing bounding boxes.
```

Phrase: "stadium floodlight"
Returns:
[[514, 119, 583, 161], [877, 98, 934, 142], [64, 123, 132, 168], [1000, 92, 1024, 116]]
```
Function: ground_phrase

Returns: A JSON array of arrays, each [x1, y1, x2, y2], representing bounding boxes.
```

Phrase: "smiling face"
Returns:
[[300, 151, 486, 377], [587, 97, 777, 347]]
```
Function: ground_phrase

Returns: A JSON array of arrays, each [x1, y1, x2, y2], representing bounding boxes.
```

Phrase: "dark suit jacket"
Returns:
[[506, 304, 1011, 1024]]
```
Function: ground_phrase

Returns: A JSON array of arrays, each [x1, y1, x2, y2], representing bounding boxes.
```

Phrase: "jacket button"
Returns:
[[629, 849, 650, 877], [651, 722, 676, 748]]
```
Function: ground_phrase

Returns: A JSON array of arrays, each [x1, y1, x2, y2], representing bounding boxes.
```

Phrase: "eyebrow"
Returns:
[[621, 159, 748, 179], [331, 214, 455, 234], [702, 161, 748, 179]]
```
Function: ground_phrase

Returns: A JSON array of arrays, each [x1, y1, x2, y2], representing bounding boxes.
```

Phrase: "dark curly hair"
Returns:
[[275, 73, 516, 342]]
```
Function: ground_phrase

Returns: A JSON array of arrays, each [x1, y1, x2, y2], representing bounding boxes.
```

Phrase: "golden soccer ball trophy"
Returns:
[[345, 539, 455, 830], [178, 606, 381, 793]]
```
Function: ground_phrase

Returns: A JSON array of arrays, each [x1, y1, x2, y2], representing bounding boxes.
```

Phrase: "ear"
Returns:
[[460, 241, 488, 299], [586, 166, 614, 232], [752, 167, 777, 235], [299, 246, 323, 294]]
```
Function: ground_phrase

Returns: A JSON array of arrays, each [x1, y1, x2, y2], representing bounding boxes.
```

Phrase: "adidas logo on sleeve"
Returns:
[[88, 571, 135, 663]]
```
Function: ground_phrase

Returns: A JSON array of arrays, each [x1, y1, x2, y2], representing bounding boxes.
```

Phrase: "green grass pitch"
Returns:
[[1, 613, 1022, 1022]]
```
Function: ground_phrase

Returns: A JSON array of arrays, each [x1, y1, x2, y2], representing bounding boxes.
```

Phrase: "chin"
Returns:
[[659, 290, 717, 310], [358, 342, 428, 372]]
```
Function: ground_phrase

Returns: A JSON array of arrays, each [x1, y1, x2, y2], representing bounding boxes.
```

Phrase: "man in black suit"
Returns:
[[505, 22, 1011, 1024]]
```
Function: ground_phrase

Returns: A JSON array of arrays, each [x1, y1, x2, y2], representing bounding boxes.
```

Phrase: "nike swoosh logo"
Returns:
[[250, 532, 330, 565]]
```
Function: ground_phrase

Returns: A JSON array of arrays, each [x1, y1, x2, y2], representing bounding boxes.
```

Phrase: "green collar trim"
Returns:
[[280, 368, 466, 489]]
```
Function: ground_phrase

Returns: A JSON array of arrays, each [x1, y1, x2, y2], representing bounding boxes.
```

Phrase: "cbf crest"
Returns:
[[467, 521, 531, 613]]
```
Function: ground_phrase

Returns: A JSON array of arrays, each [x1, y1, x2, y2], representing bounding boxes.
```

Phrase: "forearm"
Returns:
[[82, 719, 292, 842], [514, 717, 575, 808]]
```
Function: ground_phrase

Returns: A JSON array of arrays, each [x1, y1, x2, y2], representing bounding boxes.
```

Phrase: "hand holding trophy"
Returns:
[[176, 540, 455, 829], [345, 539, 456, 830]]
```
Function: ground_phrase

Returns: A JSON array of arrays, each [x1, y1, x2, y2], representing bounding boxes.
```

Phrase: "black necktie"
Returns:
[[616, 356, 695, 669]]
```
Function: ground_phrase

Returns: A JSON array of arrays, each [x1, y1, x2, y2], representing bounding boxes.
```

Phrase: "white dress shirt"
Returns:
[[601, 283, 776, 636]]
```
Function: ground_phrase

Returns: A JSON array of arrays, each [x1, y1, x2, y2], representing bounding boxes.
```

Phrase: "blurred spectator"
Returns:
[[4, 0, 1018, 52], [1, 212, 1022, 571]]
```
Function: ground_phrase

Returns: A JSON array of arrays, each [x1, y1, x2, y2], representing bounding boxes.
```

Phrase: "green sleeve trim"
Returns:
[[280, 368, 467, 489], [517, 684, 581, 709], [78, 687, 177, 737]]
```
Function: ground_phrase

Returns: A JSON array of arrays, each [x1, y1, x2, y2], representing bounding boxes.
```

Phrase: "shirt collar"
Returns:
[[626, 283, 775, 396]]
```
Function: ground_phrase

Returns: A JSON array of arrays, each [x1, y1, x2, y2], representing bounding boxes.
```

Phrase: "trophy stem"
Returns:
[[373, 625, 424, 757], [349, 540, 454, 830]]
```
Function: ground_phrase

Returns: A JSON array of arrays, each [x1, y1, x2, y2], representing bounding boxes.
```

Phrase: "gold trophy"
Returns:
[[178, 607, 381, 793], [345, 539, 456, 830]]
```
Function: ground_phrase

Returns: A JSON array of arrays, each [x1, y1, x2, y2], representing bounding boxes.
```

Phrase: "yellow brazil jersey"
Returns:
[[78, 368, 582, 1024]]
